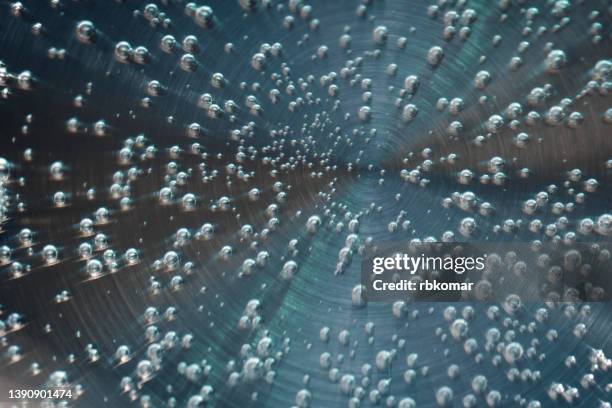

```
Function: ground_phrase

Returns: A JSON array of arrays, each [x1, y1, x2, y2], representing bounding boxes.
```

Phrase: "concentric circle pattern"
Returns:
[[0, 0, 611, 407]]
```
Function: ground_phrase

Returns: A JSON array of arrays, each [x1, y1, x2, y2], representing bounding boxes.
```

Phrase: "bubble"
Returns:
[[53, 191, 66, 207], [16, 70, 33, 89], [295, 389, 311, 408], [373, 26, 388, 45], [162, 251, 179, 270], [503, 294, 522, 315], [399, 397, 416, 408], [471, 374, 488, 394], [435, 386, 454, 406], [18, 228, 33, 246], [136, 359, 154, 380], [546, 49, 567, 73], [427, 46, 444, 66], [402, 104, 418, 122], [86, 259, 103, 278], [358, 106, 371, 122], [306, 215, 321, 233], [180, 53, 198, 72], [0, 245, 11, 265], [462, 394, 477, 408], [486, 115, 504, 133], [486, 390, 502, 407], [449, 98, 464, 115], [48, 371, 68, 388], [281, 260, 298, 280], [403, 75, 420, 94], [114, 41, 133, 63], [217, 245, 233, 261], [211, 72, 225, 88], [75, 21, 98, 44], [251, 53, 266, 71], [349, 283, 367, 307], [181, 193, 196, 210], [336, 329, 351, 346], [194, 6, 214, 27], [545, 105, 565, 125], [241, 356, 263, 382], [567, 111, 584, 127], [459, 217, 477, 237], [123, 248, 139, 265], [506, 102, 523, 119], [596, 214, 611, 236], [181, 35, 199, 54], [160, 35, 177, 53], [375, 350, 391, 371], [42, 245, 59, 264], [450, 318, 469, 340], [159, 187, 173, 204], [503, 342, 524, 364]]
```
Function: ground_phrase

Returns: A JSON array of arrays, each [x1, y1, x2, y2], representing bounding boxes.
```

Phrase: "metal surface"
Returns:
[[0, 0, 611, 407]]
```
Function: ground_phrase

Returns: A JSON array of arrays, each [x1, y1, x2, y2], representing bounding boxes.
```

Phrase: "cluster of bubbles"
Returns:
[[0, 0, 610, 407]]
